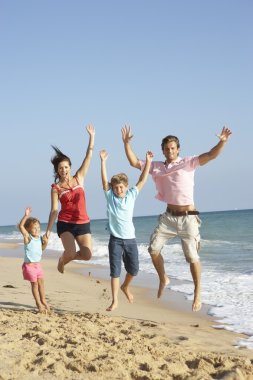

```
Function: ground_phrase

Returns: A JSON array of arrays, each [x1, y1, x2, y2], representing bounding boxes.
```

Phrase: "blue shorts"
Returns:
[[108, 235, 139, 278], [57, 221, 91, 238]]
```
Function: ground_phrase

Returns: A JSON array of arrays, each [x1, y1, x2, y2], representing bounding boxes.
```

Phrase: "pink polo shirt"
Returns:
[[139, 156, 200, 206]]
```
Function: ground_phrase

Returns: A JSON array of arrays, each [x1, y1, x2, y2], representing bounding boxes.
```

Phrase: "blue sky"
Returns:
[[0, 0, 252, 225]]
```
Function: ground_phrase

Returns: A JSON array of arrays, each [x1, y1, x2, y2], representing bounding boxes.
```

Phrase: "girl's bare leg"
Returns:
[[106, 277, 120, 311], [38, 278, 50, 312], [31, 282, 45, 313]]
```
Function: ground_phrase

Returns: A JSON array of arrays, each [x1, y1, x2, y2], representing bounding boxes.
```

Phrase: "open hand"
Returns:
[[216, 126, 232, 142], [25, 207, 32, 217], [121, 125, 133, 143], [86, 124, 95, 136]]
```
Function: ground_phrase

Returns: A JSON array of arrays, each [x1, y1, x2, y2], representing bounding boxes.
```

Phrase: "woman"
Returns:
[[45, 124, 95, 273]]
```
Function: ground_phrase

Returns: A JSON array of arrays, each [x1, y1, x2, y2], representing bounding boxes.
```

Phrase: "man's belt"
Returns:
[[166, 207, 199, 216]]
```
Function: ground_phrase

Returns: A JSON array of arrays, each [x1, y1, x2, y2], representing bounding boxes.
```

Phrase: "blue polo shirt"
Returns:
[[104, 186, 139, 239]]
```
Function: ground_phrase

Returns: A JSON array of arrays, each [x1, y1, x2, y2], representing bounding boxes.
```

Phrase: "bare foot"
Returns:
[[157, 275, 170, 298], [106, 301, 118, 311], [120, 285, 134, 303], [57, 256, 65, 273], [43, 302, 51, 313], [38, 306, 46, 314], [192, 290, 202, 312]]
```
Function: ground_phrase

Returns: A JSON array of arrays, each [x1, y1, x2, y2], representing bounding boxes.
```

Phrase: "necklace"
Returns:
[[59, 176, 73, 190]]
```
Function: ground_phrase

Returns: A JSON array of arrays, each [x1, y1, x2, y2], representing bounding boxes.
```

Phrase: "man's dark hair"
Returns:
[[161, 135, 180, 150]]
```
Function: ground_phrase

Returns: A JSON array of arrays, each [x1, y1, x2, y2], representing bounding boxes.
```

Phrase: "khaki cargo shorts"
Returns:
[[148, 212, 202, 263]]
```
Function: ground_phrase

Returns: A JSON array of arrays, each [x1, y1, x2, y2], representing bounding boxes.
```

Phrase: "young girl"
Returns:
[[19, 207, 50, 313], [45, 124, 95, 274]]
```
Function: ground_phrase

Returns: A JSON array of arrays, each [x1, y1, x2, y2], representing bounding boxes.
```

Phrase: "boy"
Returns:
[[100, 149, 153, 311]]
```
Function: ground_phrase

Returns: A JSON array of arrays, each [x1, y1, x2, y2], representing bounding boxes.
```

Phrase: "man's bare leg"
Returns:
[[190, 261, 201, 312], [150, 251, 170, 298], [106, 277, 120, 311], [120, 273, 134, 303]]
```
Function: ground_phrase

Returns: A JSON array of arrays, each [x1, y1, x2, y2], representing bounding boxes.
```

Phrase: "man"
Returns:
[[121, 125, 232, 312]]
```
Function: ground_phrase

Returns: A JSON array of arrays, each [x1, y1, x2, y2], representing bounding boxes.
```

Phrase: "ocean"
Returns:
[[0, 209, 253, 349]]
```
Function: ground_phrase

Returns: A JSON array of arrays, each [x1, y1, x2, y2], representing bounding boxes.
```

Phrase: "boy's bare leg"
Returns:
[[190, 261, 202, 312], [38, 278, 50, 312], [149, 252, 170, 298], [120, 273, 134, 303], [106, 277, 120, 311], [31, 282, 45, 313]]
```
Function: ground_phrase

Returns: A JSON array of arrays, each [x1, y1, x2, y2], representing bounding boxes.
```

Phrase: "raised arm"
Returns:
[[100, 150, 110, 191], [198, 126, 232, 166], [136, 151, 153, 191], [76, 124, 95, 182], [18, 207, 32, 244], [121, 125, 141, 170]]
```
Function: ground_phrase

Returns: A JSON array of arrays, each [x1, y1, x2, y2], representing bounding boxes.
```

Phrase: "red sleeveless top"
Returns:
[[52, 176, 90, 224]]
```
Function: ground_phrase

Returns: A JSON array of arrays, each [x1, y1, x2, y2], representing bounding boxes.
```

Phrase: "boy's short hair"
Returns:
[[24, 218, 40, 230], [110, 173, 128, 187]]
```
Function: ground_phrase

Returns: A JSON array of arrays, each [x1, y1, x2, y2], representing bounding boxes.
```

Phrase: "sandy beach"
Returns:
[[0, 244, 253, 380]]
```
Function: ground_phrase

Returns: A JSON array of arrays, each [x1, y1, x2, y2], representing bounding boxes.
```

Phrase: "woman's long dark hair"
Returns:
[[51, 145, 72, 183]]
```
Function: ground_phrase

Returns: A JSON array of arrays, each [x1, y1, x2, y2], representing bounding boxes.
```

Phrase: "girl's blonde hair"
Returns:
[[24, 218, 40, 230]]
